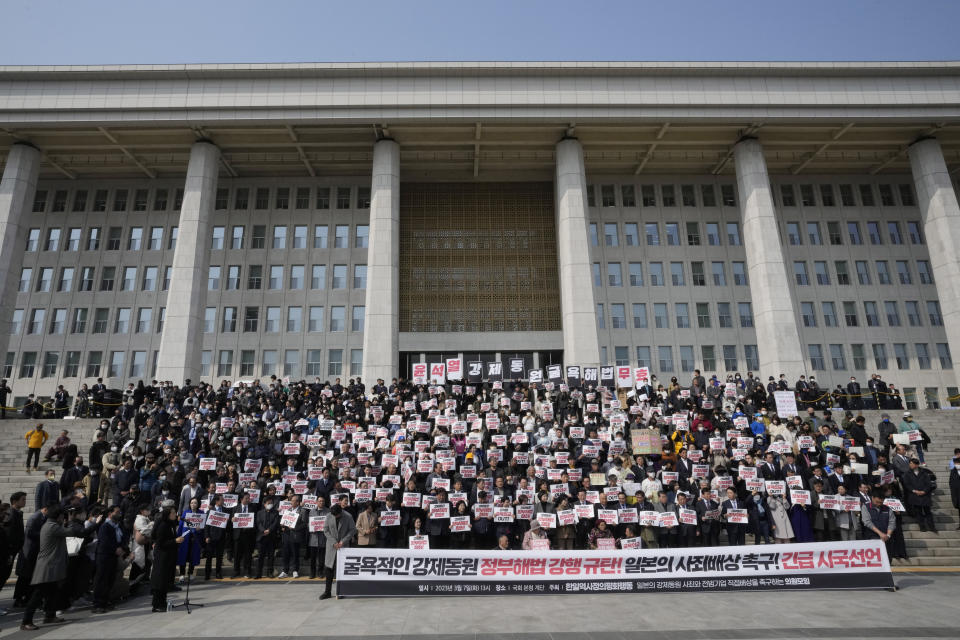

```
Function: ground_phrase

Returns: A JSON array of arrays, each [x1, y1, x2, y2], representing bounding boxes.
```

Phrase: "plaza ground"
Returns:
[[0, 571, 956, 640]]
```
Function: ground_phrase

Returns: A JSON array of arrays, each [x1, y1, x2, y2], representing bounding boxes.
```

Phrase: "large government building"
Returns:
[[1, 62, 960, 408]]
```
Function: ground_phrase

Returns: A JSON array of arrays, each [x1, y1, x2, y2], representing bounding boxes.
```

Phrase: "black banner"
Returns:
[[466, 361, 484, 384]]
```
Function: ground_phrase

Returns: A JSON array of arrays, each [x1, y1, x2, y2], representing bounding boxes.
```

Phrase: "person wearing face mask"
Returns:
[[319, 504, 356, 600], [255, 498, 280, 579], [877, 413, 897, 459], [91, 506, 128, 614], [127, 503, 154, 589], [34, 470, 60, 513]]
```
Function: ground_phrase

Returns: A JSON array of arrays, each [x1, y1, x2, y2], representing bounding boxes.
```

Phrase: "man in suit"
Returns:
[[780, 453, 800, 478], [20, 505, 89, 630], [91, 506, 126, 614], [232, 493, 256, 578], [14, 504, 48, 606], [759, 452, 781, 481], [696, 488, 721, 546], [0, 492, 26, 593], [279, 495, 307, 578], [319, 503, 356, 600], [675, 449, 694, 491], [254, 496, 280, 579], [721, 487, 747, 545], [204, 494, 229, 580], [114, 458, 138, 507], [847, 377, 863, 411], [673, 492, 699, 547], [178, 474, 205, 515]]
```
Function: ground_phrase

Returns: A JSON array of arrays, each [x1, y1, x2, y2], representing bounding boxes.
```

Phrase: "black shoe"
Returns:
[[215, 572, 223, 580], [91, 608, 107, 614], [21, 623, 38, 631], [42, 617, 66, 624], [204, 575, 211, 581], [253, 575, 261, 579], [930, 527, 939, 534], [170, 586, 182, 592], [319, 593, 332, 600], [151, 608, 164, 613]]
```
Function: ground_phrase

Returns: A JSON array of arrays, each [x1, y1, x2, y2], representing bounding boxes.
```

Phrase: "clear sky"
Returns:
[[1, 0, 958, 65]]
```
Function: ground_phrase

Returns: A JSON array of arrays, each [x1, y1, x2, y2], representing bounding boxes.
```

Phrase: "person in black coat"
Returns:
[[721, 487, 747, 546], [901, 459, 937, 532], [150, 506, 183, 612], [34, 471, 60, 513], [203, 494, 229, 579], [695, 488, 720, 547], [92, 505, 127, 613], [279, 495, 307, 577], [673, 492, 699, 547], [254, 497, 280, 579], [846, 377, 862, 411], [949, 456, 960, 529], [14, 506, 47, 606], [231, 493, 256, 578], [0, 493, 26, 591]]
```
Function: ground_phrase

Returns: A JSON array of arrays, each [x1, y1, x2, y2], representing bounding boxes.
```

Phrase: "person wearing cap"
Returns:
[[521, 519, 550, 550], [877, 413, 898, 459], [899, 411, 929, 465]]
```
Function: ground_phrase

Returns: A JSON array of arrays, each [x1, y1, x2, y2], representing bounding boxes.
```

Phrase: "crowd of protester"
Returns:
[[0, 369, 955, 628]]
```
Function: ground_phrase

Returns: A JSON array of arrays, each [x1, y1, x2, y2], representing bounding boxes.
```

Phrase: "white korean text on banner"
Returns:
[[336, 540, 892, 597]]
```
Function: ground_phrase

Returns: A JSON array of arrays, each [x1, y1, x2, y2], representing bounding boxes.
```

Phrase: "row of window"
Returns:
[[12, 307, 165, 336], [792, 259, 932, 287], [19, 265, 170, 294], [5, 346, 363, 380], [206, 264, 366, 291], [25, 223, 370, 254], [199, 348, 362, 378], [26, 226, 177, 253], [587, 182, 915, 210], [18, 262, 369, 295], [588, 184, 738, 209], [598, 341, 952, 376], [589, 221, 742, 247], [10, 303, 367, 337], [201, 305, 365, 334], [806, 342, 952, 372], [593, 260, 748, 288], [591, 259, 934, 289], [785, 220, 924, 246], [595, 298, 945, 333], [31, 185, 369, 215], [596, 302, 754, 331], [210, 224, 368, 251], [799, 300, 944, 329], [604, 344, 759, 373]]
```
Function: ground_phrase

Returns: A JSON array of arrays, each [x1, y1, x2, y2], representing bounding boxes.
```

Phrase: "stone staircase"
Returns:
[[855, 409, 959, 567], [0, 417, 103, 515], [0, 412, 955, 567]]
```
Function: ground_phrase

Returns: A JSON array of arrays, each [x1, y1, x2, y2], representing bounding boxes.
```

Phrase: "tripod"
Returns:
[[170, 530, 205, 613]]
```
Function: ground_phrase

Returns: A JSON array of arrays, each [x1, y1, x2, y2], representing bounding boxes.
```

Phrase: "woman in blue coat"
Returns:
[[177, 497, 203, 582]]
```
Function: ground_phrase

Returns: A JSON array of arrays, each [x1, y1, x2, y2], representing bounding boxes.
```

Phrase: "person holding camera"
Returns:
[[20, 504, 99, 631]]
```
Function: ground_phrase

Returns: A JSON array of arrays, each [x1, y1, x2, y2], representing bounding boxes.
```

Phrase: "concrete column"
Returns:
[[555, 138, 601, 367], [908, 137, 960, 390], [0, 144, 41, 352], [733, 137, 806, 382], [156, 141, 219, 383], [361, 139, 400, 384]]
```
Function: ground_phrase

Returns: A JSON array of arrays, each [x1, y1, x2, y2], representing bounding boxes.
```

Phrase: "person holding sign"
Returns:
[[673, 492, 699, 547], [203, 494, 228, 580], [232, 493, 256, 578], [176, 497, 203, 582], [767, 491, 795, 544], [587, 518, 614, 549], [279, 495, 307, 578], [521, 520, 550, 550], [319, 504, 355, 601], [720, 487, 747, 546]]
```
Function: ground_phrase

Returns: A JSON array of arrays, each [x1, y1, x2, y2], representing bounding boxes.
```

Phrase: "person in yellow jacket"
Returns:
[[24, 423, 48, 471]]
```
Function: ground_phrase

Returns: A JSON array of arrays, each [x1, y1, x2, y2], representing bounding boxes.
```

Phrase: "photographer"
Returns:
[[20, 504, 99, 631]]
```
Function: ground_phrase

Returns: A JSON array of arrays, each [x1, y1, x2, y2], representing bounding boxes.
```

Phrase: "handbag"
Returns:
[[66, 536, 84, 557]]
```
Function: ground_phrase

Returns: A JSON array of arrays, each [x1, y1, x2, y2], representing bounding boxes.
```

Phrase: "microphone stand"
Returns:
[[171, 528, 205, 613]]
